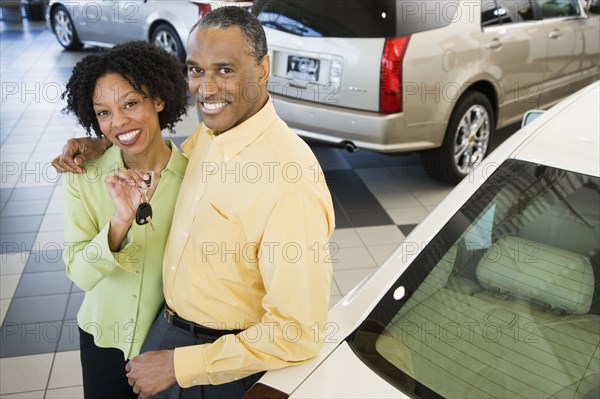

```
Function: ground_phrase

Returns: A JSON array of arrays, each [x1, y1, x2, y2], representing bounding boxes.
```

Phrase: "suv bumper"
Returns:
[[271, 94, 445, 153]]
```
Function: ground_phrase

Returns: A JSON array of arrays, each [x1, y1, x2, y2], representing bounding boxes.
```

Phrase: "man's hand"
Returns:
[[126, 350, 177, 398], [51, 136, 112, 174]]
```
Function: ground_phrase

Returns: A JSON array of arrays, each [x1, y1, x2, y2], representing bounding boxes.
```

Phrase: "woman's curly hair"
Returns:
[[62, 40, 188, 137]]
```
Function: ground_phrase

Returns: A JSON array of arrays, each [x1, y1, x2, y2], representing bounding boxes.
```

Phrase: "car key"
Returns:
[[136, 193, 155, 231]]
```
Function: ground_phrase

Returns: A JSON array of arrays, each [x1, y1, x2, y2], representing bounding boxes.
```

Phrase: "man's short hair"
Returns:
[[190, 6, 268, 65]]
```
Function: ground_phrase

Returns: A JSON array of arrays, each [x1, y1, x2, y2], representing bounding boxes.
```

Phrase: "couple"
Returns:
[[55, 7, 335, 399]]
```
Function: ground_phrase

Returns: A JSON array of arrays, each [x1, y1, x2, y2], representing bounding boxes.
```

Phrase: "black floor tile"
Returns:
[[341, 152, 386, 169], [345, 209, 394, 227], [24, 248, 66, 273], [71, 282, 84, 294], [0, 232, 37, 253], [332, 211, 352, 229], [311, 145, 351, 171], [0, 215, 43, 235], [8, 185, 55, 201], [13, 271, 72, 297], [57, 320, 80, 352], [398, 224, 418, 236], [3, 294, 68, 325], [0, 188, 12, 202], [1, 199, 49, 217], [0, 321, 62, 358], [65, 292, 84, 321]]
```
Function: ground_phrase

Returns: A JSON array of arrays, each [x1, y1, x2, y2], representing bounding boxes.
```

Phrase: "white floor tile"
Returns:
[[0, 253, 29, 275], [330, 246, 376, 271], [355, 225, 405, 247], [328, 295, 342, 309], [38, 214, 64, 233], [329, 279, 341, 297], [386, 206, 430, 225], [0, 354, 54, 395], [367, 244, 400, 266], [0, 390, 44, 398], [44, 386, 84, 399], [33, 231, 65, 250], [373, 191, 422, 209], [413, 189, 452, 207], [334, 268, 376, 296], [355, 168, 400, 195], [47, 351, 82, 389], [0, 274, 20, 300], [0, 298, 10, 326], [329, 228, 362, 249]]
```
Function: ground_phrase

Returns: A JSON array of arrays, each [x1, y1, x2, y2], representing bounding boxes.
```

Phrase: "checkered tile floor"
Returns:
[[0, 19, 463, 398]]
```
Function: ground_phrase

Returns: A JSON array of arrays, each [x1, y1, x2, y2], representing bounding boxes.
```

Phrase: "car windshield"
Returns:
[[252, 0, 453, 37], [348, 159, 600, 398]]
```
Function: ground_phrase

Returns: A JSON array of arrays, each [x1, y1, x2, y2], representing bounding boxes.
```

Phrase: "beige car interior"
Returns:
[[376, 171, 600, 398]]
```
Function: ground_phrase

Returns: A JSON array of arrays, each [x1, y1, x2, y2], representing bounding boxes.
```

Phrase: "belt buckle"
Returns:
[[164, 307, 175, 324]]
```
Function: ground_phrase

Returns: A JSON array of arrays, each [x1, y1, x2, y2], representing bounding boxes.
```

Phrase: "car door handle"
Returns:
[[486, 39, 502, 50], [549, 30, 562, 39]]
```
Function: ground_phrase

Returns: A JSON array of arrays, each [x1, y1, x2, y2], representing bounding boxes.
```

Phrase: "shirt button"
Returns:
[[134, 271, 140, 276], [223, 156, 229, 162], [130, 318, 134, 323], [183, 231, 188, 237], [192, 380, 198, 385], [170, 264, 176, 271], [132, 295, 137, 300], [167, 298, 173, 305]]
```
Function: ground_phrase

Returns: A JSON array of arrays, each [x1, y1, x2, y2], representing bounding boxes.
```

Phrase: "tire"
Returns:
[[151, 23, 185, 62], [51, 4, 83, 51], [423, 91, 494, 184], [23, 2, 44, 21]]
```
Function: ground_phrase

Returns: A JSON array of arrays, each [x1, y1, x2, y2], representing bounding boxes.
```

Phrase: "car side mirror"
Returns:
[[521, 110, 545, 127]]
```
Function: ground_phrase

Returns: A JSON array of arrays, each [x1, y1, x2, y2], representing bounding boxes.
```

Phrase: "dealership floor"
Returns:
[[0, 19, 456, 397]]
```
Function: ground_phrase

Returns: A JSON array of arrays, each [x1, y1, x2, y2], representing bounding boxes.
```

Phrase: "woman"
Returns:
[[61, 41, 188, 399]]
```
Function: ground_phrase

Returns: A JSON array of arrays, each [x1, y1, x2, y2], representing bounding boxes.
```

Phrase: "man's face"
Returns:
[[186, 26, 270, 133]]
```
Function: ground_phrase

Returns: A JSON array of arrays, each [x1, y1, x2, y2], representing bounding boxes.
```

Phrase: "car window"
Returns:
[[538, 0, 581, 18], [481, 1, 536, 27], [348, 159, 600, 398], [252, 0, 454, 38], [496, 0, 536, 22]]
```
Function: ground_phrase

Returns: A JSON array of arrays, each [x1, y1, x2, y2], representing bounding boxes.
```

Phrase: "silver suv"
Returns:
[[253, 0, 600, 183]]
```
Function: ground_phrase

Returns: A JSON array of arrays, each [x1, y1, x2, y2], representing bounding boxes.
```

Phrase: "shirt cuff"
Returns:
[[174, 345, 209, 387], [92, 222, 138, 273]]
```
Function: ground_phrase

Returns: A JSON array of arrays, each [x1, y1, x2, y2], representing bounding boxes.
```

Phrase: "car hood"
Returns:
[[288, 342, 406, 398]]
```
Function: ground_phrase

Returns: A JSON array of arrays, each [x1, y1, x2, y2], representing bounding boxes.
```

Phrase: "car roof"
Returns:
[[511, 81, 600, 178]]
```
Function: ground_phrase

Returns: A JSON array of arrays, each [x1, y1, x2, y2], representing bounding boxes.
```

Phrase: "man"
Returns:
[[53, 7, 335, 399]]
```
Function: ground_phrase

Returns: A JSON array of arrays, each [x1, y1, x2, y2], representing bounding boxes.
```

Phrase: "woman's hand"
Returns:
[[105, 168, 149, 224], [105, 168, 150, 251]]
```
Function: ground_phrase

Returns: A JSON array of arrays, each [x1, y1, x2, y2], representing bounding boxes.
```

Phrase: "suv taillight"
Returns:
[[195, 3, 212, 18], [380, 36, 410, 114]]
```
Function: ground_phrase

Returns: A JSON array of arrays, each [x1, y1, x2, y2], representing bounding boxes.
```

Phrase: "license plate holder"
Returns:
[[286, 55, 320, 83]]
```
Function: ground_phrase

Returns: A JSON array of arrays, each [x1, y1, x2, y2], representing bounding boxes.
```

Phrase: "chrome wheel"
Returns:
[[453, 104, 491, 175], [154, 30, 178, 58], [151, 24, 185, 62], [53, 9, 74, 47], [52, 6, 82, 50]]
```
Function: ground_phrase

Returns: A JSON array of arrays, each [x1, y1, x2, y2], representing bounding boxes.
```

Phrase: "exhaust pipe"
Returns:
[[341, 140, 359, 153]]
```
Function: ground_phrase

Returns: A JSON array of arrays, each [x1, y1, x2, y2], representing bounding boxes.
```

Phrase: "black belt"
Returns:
[[163, 306, 243, 338]]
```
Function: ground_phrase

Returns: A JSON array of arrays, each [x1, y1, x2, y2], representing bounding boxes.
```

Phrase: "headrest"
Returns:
[[476, 236, 594, 314]]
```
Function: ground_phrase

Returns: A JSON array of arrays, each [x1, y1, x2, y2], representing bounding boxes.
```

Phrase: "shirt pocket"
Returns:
[[193, 202, 242, 278]]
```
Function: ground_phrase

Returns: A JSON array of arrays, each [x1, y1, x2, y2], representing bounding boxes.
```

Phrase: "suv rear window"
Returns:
[[252, 0, 454, 38]]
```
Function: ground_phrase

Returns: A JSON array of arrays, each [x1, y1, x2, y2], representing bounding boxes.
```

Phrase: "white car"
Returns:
[[245, 81, 600, 398], [46, 0, 251, 62]]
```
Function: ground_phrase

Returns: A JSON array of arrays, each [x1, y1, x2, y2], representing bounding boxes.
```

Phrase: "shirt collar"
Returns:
[[163, 140, 187, 178], [204, 98, 277, 161]]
